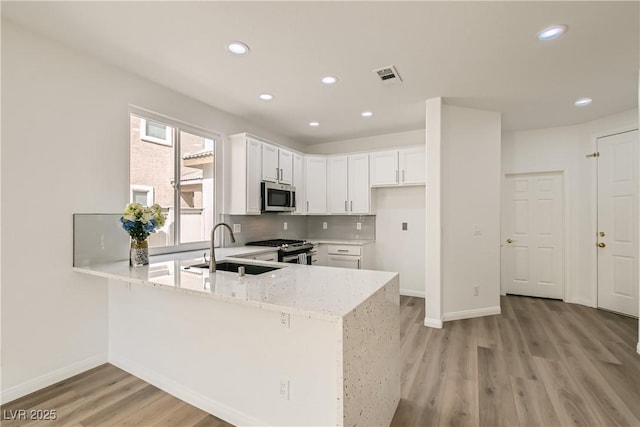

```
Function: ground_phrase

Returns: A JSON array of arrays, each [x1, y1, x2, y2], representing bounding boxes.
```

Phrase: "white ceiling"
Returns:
[[3, 1, 638, 145]]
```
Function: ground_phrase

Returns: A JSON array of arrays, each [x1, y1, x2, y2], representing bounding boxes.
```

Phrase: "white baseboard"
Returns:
[[424, 317, 443, 329], [565, 297, 596, 308], [400, 289, 425, 298], [443, 306, 501, 322], [0, 354, 107, 405], [109, 354, 266, 427]]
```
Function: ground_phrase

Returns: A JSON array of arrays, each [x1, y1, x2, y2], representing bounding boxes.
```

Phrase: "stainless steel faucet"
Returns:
[[209, 223, 236, 273]]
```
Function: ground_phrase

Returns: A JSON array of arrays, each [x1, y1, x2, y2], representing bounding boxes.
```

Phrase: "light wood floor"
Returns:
[[2, 295, 639, 427]]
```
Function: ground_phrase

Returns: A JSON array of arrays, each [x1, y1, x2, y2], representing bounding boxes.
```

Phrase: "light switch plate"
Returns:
[[356, 222, 362, 230], [402, 222, 408, 231]]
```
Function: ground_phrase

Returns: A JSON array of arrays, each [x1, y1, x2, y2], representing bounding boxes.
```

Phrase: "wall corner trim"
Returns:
[[424, 317, 443, 329], [443, 306, 501, 322], [0, 354, 107, 405], [109, 353, 267, 427], [636, 342, 640, 356]]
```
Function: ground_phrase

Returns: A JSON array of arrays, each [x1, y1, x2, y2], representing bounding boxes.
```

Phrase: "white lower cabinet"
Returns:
[[326, 245, 365, 269]]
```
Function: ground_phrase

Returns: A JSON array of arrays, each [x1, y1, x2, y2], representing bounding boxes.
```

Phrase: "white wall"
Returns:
[[308, 129, 427, 298], [0, 20, 299, 402], [374, 187, 426, 297], [502, 108, 638, 307], [441, 105, 502, 320], [306, 129, 424, 155]]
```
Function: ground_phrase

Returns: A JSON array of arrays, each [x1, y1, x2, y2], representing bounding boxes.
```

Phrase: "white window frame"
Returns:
[[130, 184, 154, 206], [130, 106, 223, 255], [140, 118, 173, 146]]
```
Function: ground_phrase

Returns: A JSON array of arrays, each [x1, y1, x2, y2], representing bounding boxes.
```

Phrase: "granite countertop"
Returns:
[[74, 246, 396, 321], [306, 239, 375, 245]]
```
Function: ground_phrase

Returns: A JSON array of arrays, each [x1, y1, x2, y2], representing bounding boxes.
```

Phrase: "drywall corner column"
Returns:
[[425, 98, 443, 328], [637, 67, 640, 355]]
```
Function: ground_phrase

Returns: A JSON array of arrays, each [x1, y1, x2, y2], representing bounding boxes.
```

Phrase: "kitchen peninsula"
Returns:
[[75, 248, 400, 427]]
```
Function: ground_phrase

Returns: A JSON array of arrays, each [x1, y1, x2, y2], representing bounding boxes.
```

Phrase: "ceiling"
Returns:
[[2, 1, 638, 145]]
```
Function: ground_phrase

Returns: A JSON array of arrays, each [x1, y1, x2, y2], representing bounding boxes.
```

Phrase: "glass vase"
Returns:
[[130, 239, 149, 267]]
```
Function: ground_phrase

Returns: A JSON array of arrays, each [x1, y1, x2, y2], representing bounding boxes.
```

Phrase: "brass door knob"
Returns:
[[598, 242, 606, 248], [506, 238, 514, 244]]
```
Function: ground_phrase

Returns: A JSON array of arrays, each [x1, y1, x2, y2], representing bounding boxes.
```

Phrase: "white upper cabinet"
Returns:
[[348, 154, 370, 213], [370, 146, 425, 187], [227, 134, 262, 215], [279, 148, 293, 185], [262, 142, 293, 185], [293, 153, 305, 214], [327, 156, 349, 213], [399, 146, 425, 185], [305, 156, 327, 214], [327, 154, 370, 214], [370, 150, 399, 186], [262, 143, 279, 182]]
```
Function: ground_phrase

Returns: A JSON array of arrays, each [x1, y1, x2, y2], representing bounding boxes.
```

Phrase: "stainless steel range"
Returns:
[[246, 239, 314, 264]]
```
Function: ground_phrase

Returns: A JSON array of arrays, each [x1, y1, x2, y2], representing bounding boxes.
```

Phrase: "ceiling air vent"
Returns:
[[373, 65, 402, 85]]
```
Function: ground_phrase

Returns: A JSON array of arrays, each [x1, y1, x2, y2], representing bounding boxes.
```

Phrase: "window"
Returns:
[[140, 118, 173, 146], [130, 185, 154, 206], [130, 111, 219, 253]]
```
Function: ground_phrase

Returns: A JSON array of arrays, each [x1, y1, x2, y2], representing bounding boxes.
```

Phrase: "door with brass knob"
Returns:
[[597, 129, 638, 317], [502, 172, 564, 299]]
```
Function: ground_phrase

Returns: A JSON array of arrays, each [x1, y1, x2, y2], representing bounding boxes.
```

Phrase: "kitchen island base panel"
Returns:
[[107, 274, 399, 426], [343, 276, 400, 426]]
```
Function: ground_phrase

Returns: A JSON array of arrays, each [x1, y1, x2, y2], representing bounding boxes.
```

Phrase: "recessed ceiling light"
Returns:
[[361, 111, 373, 117], [321, 76, 338, 85], [259, 93, 273, 101], [537, 25, 568, 41], [227, 41, 250, 55], [309, 121, 320, 127], [574, 97, 592, 107]]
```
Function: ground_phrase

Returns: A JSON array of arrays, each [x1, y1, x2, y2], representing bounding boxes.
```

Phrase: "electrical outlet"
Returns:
[[402, 222, 408, 231], [474, 285, 479, 296], [323, 222, 328, 230], [279, 380, 290, 400], [356, 222, 362, 230], [233, 224, 241, 233], [283, 222, 288, 230], [280, 312, 290, 328], [473, 224, 481, 236]]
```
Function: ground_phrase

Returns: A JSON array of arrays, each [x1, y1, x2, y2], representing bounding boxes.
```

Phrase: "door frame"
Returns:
[[501, 170, 567, 300], [590, 126, 639, 309]]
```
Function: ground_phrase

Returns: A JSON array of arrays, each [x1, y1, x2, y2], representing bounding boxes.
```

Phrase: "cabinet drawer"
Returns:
[[327, 245, 361, 256]]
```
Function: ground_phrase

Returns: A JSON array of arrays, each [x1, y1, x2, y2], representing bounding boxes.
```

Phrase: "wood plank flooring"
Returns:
[[2, 295, 638, 427], [392, 295, 640, 427]]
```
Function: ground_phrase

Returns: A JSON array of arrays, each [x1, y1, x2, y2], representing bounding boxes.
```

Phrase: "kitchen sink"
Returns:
[[186, 261, 281, 275]]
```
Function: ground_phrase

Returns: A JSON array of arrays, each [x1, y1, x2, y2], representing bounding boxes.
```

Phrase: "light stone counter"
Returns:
[[75, 247, 400, 426], [74, 248, 395, 321], [306, 238, 374, 245]]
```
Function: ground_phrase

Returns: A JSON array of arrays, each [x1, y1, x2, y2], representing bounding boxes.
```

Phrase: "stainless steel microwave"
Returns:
[[261, 181, 296, 212]]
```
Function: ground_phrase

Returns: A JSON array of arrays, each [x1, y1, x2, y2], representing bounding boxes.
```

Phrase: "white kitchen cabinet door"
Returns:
[[327, 156, 349, 214], [370, 150, 399, 186], [279, 149, 293, 185], [348, 154, 370, 213], [399, 146, 425, 185], [327, 254, 360, 269], [262, 143, 279, 182], [293, 153, 305, 214], [246, 138, 263, 214], [305, 157, 327, 214]]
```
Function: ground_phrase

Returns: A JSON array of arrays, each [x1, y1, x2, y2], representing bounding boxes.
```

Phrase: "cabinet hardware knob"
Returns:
[[598, 242, 606, 248], [599, 231, 606, 237], [506, 238, 514, 244]]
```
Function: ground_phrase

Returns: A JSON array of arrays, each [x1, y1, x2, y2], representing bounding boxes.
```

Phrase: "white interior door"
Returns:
[[502, 173, 564, 299], [597, 130, 639, 317]]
